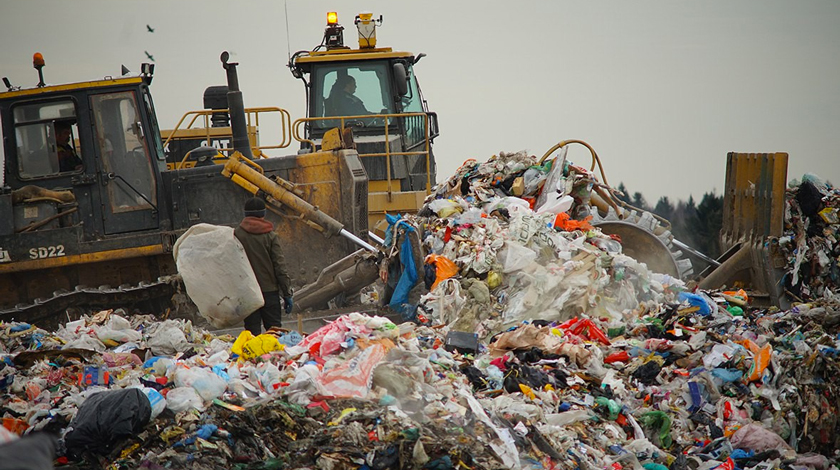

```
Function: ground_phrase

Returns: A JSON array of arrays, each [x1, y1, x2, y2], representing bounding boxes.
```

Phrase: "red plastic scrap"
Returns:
[[565, 318, 611, 345], [307, 401, 330, 413], [490, 356, 509, 372], [604, 351, 631, 364]]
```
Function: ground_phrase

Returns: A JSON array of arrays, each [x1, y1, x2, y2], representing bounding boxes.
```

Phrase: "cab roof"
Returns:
[[0, 76, 145, 100], [294, 48, 414, 65]]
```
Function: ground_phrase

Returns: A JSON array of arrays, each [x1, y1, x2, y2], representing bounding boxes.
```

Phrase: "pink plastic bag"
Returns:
[[317, 343, 387, 398]]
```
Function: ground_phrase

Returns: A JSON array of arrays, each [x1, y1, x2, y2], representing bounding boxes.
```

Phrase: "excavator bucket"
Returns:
[[699, 152, 789, 307]]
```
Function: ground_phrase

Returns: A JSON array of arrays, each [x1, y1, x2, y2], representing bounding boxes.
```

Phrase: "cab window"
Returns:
[[312, 61, 393, 128], [91, 92, 157, 213], [12, 100, 83, 178]]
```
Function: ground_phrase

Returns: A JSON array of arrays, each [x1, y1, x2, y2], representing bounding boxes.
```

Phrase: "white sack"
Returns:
[[173, 223, 264, 328]]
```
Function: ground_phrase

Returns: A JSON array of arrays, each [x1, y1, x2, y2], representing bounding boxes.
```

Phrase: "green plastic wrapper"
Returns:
[[639, 410, 672, 448]]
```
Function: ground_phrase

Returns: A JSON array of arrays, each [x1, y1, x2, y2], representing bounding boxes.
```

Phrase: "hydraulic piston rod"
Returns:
[[222, 152, 377, 252]]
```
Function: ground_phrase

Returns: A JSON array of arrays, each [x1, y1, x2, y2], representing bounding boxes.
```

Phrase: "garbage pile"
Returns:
[[0, 151, 837, 469], [778, 174, 840, 302]]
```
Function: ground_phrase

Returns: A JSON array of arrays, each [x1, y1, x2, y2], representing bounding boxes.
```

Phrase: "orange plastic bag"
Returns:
[[426, 254, 459, 290], [723, 288, 749, 303], [553, 213, 593, 232], [741, 339, 772, 382]]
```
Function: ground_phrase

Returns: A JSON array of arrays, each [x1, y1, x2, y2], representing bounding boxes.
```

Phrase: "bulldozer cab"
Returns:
[[1, 70, 165, 239], [291, 12, 440, 231], [0, 58, 177, 315]]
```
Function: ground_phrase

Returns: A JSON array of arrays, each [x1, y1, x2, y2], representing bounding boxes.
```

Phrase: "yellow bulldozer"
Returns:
[[161, 11, 439, 234]]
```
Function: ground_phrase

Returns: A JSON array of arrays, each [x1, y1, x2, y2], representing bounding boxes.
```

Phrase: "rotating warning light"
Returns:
[[323, 12, 345, 49]]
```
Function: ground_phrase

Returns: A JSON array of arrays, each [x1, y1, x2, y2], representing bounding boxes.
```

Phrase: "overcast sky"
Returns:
[[2, 0, 838, 204]]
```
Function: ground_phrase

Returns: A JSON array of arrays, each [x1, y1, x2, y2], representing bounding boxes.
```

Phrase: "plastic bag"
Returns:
[[95, 315, 141, 344], [146, 320, 190, 356], [0, 433, 56, 470], [231, 331, 284, 360], [174, 366, 227, 401], [165, 387, 205, 412], [317, 343, 388, 398], [139, 387, 166, 419], [426, 254, 459, 291], [173, 224, 264, 328], [64, 388, 151, 458], [428, 199, 463, 218], [498, 241, 537, 273]]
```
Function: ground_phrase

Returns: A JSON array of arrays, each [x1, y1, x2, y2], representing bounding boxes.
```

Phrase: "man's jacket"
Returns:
[[234, 217, 292, 296]]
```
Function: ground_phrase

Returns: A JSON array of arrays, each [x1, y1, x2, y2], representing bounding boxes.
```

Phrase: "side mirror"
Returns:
[[392, 63, 408, 97]]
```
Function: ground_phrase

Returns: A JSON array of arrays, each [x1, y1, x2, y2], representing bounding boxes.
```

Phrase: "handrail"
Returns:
[[292, 112, 432, 196], [162, 107, 293, 161]]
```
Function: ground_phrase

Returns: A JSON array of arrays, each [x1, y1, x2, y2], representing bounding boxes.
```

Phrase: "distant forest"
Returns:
[[613, 182, 724, 262]]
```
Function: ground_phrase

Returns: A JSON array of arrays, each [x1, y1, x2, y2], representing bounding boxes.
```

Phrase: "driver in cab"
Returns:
[[326, 75, 371, 117], [56, 121, 83, 172]]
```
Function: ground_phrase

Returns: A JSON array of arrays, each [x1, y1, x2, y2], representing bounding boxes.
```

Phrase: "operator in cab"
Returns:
[[326, 75, 371, 117], [56, 121, 83, 172]]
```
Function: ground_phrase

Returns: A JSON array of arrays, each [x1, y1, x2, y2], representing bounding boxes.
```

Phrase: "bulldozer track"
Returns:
[[0, 276, 179, 328]]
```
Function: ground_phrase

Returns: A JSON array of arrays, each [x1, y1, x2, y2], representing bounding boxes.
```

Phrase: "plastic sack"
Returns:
[[0, 433, 56, 470], [174, 366, 227, 401], [497, 241, 537, 273], [231, 331, 284, 360], [388, 223, 418, 312], [146, 320, 190, 356], [64, 388, 151, 458], [140, 387, 166, 419], [730, 423, 794, 454], [427, 198, 463, 218], [426, 254, 459, 291], [317, 343, 388, 398], [741, 339, 772, 382], [639, 410, 672, 448], [678, 291, 715, 316], [166, 387, 205, 412], [173, 223, 264, 328]]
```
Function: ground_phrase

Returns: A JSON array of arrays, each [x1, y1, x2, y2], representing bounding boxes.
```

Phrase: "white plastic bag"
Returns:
[[165, 387, 205, 412], [174, 366, 227, 401], [139, 386, 167, 419], [497, 241, 537, 273], [173, 224, 264, 328], [146, 320, 189, 356]]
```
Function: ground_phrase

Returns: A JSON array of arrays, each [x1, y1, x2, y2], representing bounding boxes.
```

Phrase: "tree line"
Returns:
[[614, 183, 724, 262]]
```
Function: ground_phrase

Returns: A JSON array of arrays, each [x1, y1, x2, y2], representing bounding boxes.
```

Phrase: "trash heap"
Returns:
[[777, 174, 840, 302], [414, 151, 678, 338], [0, 151, 837, 469]]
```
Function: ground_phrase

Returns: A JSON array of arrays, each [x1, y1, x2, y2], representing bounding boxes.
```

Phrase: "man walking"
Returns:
[[234, 197, 293, 335]]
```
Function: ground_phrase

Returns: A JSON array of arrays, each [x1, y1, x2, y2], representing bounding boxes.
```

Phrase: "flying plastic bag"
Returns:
[[173, 224, 264, 328]]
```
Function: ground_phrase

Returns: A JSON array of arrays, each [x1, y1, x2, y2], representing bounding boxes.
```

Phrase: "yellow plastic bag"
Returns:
[[486, 270, 502, 289], [231, 330, 254, 357], [232, 331, 284, 360], [243, 334, 283, 360]]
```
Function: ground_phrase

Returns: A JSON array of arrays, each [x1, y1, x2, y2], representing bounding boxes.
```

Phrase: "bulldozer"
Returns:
[[162, 11, 439, 232], [0, 51, 378, 326]]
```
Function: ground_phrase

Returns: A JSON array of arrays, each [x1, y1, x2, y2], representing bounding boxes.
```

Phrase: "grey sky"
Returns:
[[2, 0, 838, 204]]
